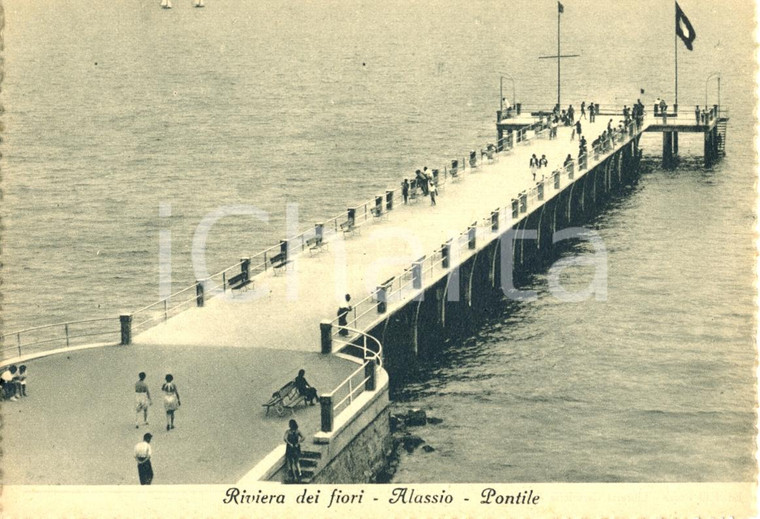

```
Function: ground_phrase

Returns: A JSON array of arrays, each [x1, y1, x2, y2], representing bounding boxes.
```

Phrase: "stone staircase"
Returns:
[[285, 449, 322, 484]]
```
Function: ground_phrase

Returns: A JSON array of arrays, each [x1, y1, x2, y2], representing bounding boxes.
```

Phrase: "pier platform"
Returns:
[[1, 105, 726, 485]]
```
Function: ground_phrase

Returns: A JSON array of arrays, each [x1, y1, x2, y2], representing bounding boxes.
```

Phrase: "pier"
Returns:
[[0, 101, 728, 485]]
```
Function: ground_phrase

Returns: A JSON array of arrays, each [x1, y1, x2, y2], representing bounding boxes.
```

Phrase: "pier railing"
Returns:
[[319, 327, 383, 433], [0, 318, 119, 360], [2, 105, 646, 361], [327, 116, 647, 335]]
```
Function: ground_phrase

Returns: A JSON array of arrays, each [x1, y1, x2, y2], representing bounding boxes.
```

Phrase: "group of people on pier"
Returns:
[[1, 364, 27, 401], [528, 153, 549, 180], [402, 167, 438, 206]]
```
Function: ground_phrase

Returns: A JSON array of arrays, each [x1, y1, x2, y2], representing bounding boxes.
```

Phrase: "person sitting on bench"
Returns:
[[294, 369, 318, 405]]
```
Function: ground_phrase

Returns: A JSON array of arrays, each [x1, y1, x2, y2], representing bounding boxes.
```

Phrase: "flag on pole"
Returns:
[[558, 1, 564, 13], [676, 2, 696, 50]]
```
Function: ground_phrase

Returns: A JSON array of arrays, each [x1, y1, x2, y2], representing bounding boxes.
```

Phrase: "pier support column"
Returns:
[[120, 314, 132, 345], [663, 132, 674, 168], [673, 131, 679, 156], [703, 130, 713, 167], [195, 280, 205, 307], [320, 320, 332, 354], [320, 396, 334, 433], [497, 127, 504, 151]]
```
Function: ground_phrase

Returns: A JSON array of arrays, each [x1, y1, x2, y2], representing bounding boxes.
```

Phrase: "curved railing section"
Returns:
[[319, 327, 383, 433]]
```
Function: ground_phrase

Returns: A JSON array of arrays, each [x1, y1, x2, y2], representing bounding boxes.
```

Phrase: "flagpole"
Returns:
[[557, 5, 561, 108], [674, 2, 678, 110]]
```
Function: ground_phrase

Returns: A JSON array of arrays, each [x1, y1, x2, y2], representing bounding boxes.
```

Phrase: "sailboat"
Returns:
[[194, 0, 205, 7], [160, 0, 172, 9]]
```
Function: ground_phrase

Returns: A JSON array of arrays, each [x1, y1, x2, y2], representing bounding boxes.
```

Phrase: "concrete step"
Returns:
[[299, 458, 319, 468], [301, 450, 322, 460]]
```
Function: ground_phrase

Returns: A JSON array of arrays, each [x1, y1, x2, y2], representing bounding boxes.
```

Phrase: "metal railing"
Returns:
[[320, 327, 383, 432], [0, 317, 119, 359]]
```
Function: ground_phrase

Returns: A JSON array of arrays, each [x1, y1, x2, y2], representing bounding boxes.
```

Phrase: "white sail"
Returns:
[[195, 0, 204, 7], [161, 0, 172, 8]]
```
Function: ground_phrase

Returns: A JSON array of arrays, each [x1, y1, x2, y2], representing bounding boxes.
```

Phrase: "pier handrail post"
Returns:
[[120, 314, 132, 346], [320, 395, 334, 433], [442, 241, 451, 269], [240, 257, 251, 281], [65, 323, 70, 347], [511, 199, 519, 219], [519, 192, 528, 213], [412, 258, 424, 289], [320, 320, 333, 354], [376, 286, 387, 314], [553, 170, 561, 190], [385, 190, 394, 211], [491, 209, 500, 232], [364, 361, 376, 391], [468, 222, 477, 250], [195, 280, 205, 307], [537, 182, 545, 201], [17, 333, 22, 357]]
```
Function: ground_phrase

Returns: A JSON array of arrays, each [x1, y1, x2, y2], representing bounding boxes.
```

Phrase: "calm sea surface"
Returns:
[[2, 0, 756, 481]]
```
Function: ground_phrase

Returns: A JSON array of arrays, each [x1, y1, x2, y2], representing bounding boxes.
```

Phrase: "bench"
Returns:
[[227, 272, 252, 292], [306, 236, 326, 255], [262, 381, 306, 416], [340, 220, 357, 237], [270, 252, 291, 274], [370, 207, 387, 221]]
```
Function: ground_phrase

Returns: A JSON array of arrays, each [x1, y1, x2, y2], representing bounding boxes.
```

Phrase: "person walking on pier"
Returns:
[[134, 433, 153, 485], [588, 102, 595, 123], [539, 154, 548, 169], [575, 120, 582, 140], [162, 374, 181, 431], [695, 105, 701, 124], [284, 419, 305, 483], [135, 372, 152, 428], [402, 179, 409, 204], [337, 294, 352, 336], [529, 154, 539, 180], [580, 101, 587, 120]]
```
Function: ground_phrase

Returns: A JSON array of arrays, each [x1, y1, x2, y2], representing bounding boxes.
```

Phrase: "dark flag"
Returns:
[[640, 88, 645, 94], [558, 1, 564, 13], [676, 2, 696, 51]]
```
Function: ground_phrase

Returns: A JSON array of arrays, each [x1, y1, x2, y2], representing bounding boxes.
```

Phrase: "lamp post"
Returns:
[[499, 73, 515, 114], [705, 72, 721, 110]]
